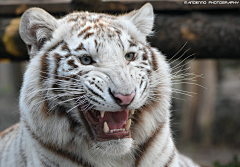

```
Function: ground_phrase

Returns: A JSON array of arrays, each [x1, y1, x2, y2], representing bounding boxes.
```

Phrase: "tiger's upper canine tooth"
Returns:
[[130, 109, 135, 115], [100, 111, 105, 118], [103, 122, 109, 133], [125, 119, 131, 131]]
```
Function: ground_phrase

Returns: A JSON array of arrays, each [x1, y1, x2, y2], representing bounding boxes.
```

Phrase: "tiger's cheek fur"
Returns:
[[19, 56, 75, 147]]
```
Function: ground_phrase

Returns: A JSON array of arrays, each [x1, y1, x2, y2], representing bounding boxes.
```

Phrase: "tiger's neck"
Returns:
[[21, 101, 174, 167], [22, 117, 174, 167]]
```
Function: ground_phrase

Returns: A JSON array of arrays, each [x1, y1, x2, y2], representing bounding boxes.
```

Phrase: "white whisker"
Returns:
[[167, 42, 188, 63]]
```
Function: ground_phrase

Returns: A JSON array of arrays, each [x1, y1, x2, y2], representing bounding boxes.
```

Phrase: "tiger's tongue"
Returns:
[[99, 110, 128, 129]]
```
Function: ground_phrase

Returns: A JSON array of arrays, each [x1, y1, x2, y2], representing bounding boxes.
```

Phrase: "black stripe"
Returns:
[[78, 70, 90, 77], [164, 148, 176, 167], [75, 43, 86, 51], [135, 66, 145, 69], [149, 47, 158, 71], [40, 100, 53, 118], [129, 40, 137, 47], [39, 152, 60, 167], [151, 134, 170, 165], [140, 91, 149, 104], [39, 100, 81, 132], [52, 53, 62, 93], [140, 79, 143, 88], [141, 62, 148, 66], [13, 129, 19, 164], [23, 121, 92, 167], [86, 85, 105, 102], [67, 59, 78, 68], [77, 105, 95, 141], [117, 34, 124, 50], [87, 97, 101, 105], [40, 53, 49, 81], [40, 158, 52, 167], [84, 32, 94, 39], [61, 42, 71, 53], [95, 84, 104, 93], [47, 40, 64, 52], [78, 26, 92, 37], [134, 122, 166, 167], [58, 105, 81, 132], [94, 40, 98, 48], [142, 53, 148, 60], [142, 82, 148, 95], [19, 129, 27, 166]]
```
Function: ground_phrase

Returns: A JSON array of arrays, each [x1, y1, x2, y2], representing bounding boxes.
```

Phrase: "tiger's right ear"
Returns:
[[119, 3, 154, 43], [19, 8, 58, 58]]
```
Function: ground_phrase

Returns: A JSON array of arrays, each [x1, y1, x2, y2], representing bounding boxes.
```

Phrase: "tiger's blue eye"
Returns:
[[125, 53, 135, 61], [80, 56, 92, 65]]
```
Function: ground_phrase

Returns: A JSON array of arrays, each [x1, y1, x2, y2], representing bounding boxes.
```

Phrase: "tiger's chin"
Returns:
[[92, 138, 134, 157]]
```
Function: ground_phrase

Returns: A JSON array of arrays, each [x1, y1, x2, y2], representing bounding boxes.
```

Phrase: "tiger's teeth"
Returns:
[[100, 111, 105, 118], [130, 109, 135, 115], [103, 122, 109, 133], [125, 119, 131, 131]]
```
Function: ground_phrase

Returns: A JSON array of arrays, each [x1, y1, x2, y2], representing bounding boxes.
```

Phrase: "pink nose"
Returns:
[[114, 92, 135, 105]]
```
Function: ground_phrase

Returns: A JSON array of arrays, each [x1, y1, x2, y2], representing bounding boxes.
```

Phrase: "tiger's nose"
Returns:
[[113, 92, 135, 106]]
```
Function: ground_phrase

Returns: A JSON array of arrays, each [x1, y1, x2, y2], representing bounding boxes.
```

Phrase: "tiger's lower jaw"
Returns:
[[82, 107, 135, 142], [90, 138, 134, 157]]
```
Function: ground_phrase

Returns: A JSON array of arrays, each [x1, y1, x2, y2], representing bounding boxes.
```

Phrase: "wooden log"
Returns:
[[0, 17, 28, 61], [1, 0, 240, 15], [151, 13, 240, 59], [180, 60, 202, 142], [71, 0, 240, 12], [0, 0, 72, 15], [0, 1, 240, 60], [180, 59, 217, 145], [196, 60, 217, 146]]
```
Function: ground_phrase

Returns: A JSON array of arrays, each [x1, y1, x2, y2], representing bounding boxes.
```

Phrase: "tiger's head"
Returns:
[[19, 3, 171, 159]]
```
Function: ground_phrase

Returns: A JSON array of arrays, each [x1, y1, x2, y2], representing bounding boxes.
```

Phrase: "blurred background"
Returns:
[[0, 0, 240, 166]]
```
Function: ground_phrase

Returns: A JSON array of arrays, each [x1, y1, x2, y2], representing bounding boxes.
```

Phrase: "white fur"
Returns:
[[0, 3, 200, 167]]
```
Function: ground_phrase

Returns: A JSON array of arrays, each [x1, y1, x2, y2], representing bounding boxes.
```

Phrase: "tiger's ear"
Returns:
[[120, 3, 154, 37], [19, 8, 58, 58]]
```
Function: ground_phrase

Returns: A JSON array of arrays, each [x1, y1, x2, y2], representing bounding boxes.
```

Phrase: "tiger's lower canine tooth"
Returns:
[[130, 109, 135, 115], [100, 111, 105, 118], [125, 119, 131, 131], [103, 122, 109, 133]]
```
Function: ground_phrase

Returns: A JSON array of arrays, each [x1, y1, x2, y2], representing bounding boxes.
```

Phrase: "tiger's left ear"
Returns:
[[120, 3, 154, 37], [19, 8, 58, 58]]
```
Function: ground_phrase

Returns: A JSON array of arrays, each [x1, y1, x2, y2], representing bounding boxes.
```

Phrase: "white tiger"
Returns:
[[0, 3, 200, 167]]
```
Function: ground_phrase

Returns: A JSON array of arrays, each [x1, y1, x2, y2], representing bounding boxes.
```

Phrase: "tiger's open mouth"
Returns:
[[82, 109, 134, 141]]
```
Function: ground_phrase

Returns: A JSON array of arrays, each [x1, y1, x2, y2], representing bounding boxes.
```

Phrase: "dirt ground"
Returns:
[[0, 95, 239, 167]]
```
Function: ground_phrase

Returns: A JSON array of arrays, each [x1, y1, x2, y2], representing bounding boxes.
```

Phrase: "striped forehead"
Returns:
[[58, 12, 130, 55], [65, 12, 122, 38]]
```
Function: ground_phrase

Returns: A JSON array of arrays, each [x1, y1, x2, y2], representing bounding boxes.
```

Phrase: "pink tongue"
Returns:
[[99, 110, 128, 129]]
